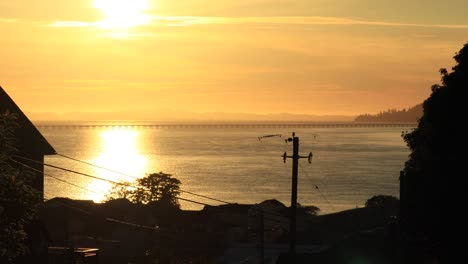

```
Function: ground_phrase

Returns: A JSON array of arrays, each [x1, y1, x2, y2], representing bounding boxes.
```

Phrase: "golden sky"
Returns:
[[1, 0, 467, 120]]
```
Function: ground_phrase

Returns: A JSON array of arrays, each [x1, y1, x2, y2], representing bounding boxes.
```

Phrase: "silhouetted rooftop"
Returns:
[[0, 86, 55, 155]]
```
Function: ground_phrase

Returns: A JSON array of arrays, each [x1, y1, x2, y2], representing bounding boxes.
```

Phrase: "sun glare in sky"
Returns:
[[94, 0, 151, 29]]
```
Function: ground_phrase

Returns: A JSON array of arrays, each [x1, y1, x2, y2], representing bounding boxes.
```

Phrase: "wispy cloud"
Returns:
[[48, 16, 204, 28], [49, 15, 468, 29], [49, 16, 468, 29], [0, 18, 19, 23], [49, 21, 91, 27], [181, 16, 468, 29]]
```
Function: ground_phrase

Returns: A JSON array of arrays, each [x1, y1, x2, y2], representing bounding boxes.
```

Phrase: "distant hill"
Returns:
[[27, 110, 354, 122], [355, 104, 422, 123]]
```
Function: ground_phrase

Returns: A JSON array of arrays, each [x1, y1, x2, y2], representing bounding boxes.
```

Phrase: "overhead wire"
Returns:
[[50, 131, 311, 209], [56, 153, 135, 178], [11, 159, 100, 195], [13, 150, 294, 234], [255, 133, 310, 221], [55, 153, 232, 205], [12, 155, 220, 208], [15, 150, 295, 227], [266, 130, 336, 212], [284, 131, 337, 212], [41, 195, 288, 232], [298, 162, 336, 211], [41, 195, 289, 237], [257, 133, 289, 188], [42, 196, 158, 231], [256, 133, 337, 218], [14, 155, 124, 185], [254, 133, 321, 224]]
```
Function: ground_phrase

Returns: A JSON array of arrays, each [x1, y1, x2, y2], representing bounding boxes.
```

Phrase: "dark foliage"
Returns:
[[107, 171, 181, 208], [403, 43, 468, 172], [355, 104, 422, 122], [295, 203, 320, 216], [365, 195, 399, 208], [0, 112, 41, 263], [401, 42, 468, 260]]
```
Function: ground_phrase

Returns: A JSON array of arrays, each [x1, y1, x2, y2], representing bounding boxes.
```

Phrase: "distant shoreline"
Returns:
[[34, 120, 417, 128]]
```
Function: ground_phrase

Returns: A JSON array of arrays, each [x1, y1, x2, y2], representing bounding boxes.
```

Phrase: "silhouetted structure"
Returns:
[[0, 86, 56, 196], [1, 86, 57, 263], [400, 42, 468, 262]]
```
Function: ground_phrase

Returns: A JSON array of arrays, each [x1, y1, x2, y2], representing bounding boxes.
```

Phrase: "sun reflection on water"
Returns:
[[88, 128, 148, 202]]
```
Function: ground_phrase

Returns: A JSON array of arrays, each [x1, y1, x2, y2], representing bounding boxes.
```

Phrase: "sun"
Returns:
[[94, 0, 151, 29]]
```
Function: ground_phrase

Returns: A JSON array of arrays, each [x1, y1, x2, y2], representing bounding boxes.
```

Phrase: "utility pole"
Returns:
[[283, 132, 312, 262]]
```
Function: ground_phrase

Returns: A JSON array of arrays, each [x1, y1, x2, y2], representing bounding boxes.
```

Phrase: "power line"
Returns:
[[255, 134, 310, 224], [41, 198, 288, 235], [179, 190, 230, 205], [298, 163, 336, 211], [57, 153, 136, 179], [257, 134, 289, 189], [14, 157, 291, 225], [56, 153, 232, 205], [42, 196, 159, 231], [175, 197, 213, 207], [15, 159, 198, 212], [11, 159, 100, 195], [13, 155, 219, 208], [41, 196, 289, 234], [14, 155, 125, 185]]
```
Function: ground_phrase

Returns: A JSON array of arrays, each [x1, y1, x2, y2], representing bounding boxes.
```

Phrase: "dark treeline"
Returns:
[[355, 104, 422, 122], [399, 42, 468, 262]]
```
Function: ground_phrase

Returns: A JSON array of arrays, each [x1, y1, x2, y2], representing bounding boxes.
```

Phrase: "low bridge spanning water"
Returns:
[[36, 122, 417, 129]]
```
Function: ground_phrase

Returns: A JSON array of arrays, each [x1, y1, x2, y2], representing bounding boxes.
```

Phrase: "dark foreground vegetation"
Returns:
[[399, 42, 468, 262]]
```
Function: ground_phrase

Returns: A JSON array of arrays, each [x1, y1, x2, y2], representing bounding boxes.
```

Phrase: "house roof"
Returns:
[[0, 86, 56, 155], [203, 203, 252, 215]]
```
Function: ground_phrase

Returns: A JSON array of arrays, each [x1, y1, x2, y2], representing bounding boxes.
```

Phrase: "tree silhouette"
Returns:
[[365, 195, 399, 209], [0, 112, 41, 263], [404, 44, 467, 173], [107, 172, 181, 208], [295, 203, 320, 216], [355, 104, 422, 122], [402, 42, 467, 260]]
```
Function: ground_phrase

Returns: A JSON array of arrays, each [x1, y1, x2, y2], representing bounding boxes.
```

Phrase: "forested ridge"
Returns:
[[355, 104, 422, 122]]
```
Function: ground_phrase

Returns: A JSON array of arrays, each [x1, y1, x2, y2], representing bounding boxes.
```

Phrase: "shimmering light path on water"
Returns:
[[38, 123, 413, 214]]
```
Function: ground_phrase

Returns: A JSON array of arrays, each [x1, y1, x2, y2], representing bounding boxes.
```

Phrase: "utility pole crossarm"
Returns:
[[282, 153, 313, 163]]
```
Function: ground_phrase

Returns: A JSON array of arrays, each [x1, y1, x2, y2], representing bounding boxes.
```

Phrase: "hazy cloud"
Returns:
[[49, 21, 92, 27], [49, 16, 468, 29], [0, 18, 19, 23]]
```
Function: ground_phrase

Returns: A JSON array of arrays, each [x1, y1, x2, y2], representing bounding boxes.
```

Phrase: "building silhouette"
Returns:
[[0, 85, 56, 197]]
